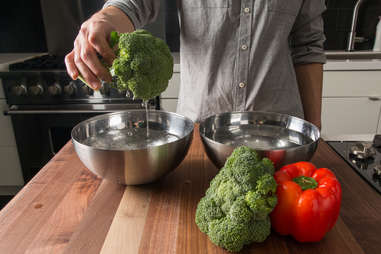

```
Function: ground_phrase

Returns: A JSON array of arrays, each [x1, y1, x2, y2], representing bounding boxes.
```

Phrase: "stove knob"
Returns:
[[12, 84, 27, 96], [48, 83, 62, 96], [64, 82, 77, 96], [81, 85, 93, 95], [28, 84, 44, 96]]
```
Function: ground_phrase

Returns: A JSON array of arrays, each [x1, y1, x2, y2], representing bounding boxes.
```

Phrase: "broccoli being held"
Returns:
[[110, 30, 174, 101], [195, 146, 278, 252]]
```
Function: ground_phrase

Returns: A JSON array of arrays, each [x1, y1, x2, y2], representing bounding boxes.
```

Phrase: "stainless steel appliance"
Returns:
[[0, 0, 171, 185], [328, 137, 381, 194], [0, 56, 158, 183]]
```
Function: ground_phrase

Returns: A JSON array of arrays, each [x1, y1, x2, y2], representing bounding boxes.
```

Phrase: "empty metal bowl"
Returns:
[[72, 110, 194, 185], [200, 111, 320, 169]]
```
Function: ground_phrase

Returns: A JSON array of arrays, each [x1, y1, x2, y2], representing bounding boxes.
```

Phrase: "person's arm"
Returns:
[[289, 0, 326, 129], [65, 0, 160, 89], [295, 63, 323, 129]]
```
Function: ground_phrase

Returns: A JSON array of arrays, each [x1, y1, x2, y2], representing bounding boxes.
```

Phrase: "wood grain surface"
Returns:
[[0, 126, 380, 254]]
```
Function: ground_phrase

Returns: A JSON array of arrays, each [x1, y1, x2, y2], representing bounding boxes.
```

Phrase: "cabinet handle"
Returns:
[[369, 97, 381, 101]]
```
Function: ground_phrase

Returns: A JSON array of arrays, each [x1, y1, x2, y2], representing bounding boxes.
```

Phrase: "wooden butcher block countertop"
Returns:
[[0, 126, 381, 254]]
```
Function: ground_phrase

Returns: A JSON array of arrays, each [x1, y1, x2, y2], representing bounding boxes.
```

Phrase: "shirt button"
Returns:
[[244, 7, 250, 13], [239, 82, 246, 88], [241, 44, 248, 50]]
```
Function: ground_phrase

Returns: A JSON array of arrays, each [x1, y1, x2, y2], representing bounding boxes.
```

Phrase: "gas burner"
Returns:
[[328, 141, 381, 194], [352, 157, 374, 170], [349, 142, 376, 160]]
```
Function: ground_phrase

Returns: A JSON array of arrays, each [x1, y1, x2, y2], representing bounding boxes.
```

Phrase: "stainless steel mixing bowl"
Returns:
[[199, 111, 320, 169], [72, 110, 194, 185]]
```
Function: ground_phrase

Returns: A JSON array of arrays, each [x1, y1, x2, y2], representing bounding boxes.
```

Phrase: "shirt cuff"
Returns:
[[292, 48, 327, 65], [103, 0, 141, 29]]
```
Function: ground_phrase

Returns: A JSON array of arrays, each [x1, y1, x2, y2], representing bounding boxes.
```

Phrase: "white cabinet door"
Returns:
[[323, 71, 381, 97], [0, 100, 16, 146], [0, 147, 24, 186], [322, 97, 381, 137], [161, 99, 178, 112], [161, 73, 180, 98]]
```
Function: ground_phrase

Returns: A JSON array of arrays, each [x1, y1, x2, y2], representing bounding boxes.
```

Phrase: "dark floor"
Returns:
[[0, 196, 13, 211]]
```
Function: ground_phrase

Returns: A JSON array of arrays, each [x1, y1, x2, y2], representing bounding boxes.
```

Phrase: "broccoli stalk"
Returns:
[[195, 146, 278, 252]]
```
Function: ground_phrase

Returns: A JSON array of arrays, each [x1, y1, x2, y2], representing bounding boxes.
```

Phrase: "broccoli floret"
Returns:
[[195, 146, 277, 252], [245, 174, 277, 221], [195, 197, 224, 233], [110, 29, 173, 101]]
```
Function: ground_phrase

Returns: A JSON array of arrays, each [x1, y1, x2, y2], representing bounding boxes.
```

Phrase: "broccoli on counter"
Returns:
[[110, 30, 174, 101], [195, 146, 277, 252]]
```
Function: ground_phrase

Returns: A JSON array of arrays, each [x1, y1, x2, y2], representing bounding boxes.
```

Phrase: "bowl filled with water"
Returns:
[[199, 111, 320, 169], [72, 110, 194, 185]]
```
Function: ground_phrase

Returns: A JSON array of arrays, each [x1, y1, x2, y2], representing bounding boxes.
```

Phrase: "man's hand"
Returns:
[[65, 6, 134, 89], [295, 63, 323, 130]]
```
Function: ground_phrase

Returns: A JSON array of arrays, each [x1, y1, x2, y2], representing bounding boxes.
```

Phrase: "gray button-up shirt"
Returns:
[[104, 0, 326, 122]]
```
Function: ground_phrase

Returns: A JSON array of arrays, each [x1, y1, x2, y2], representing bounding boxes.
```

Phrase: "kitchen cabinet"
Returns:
[[0, 101, 17, 147], [161, 71, 180, 112], [0, 79, 24, 190], [322, 97, 381, 136], [161, 98, 178, 112], [0, 147, 24, 186], [321, 70, 381, 140], [0, 79, 4, 98]]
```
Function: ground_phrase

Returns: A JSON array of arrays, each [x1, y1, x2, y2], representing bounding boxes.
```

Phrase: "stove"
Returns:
[[0, 55, 159, 183], [328, 137, 381, 194], [1, 54, 158, 107]]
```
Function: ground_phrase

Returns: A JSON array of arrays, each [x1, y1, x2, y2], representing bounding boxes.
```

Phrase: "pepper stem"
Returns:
[[293, 176, 318, 190]]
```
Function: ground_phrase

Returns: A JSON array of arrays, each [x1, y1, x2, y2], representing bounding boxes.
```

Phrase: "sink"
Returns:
[[325, 51, 381, 60]]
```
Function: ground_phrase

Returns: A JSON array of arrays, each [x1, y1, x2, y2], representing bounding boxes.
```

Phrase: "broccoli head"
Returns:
[[195, 146, 277, 252], [110, 29, 173, 101]]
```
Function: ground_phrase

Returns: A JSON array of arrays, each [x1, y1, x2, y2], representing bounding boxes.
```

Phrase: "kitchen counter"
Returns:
[[0, 127, 380, 254], [324, 59, 381, 71]]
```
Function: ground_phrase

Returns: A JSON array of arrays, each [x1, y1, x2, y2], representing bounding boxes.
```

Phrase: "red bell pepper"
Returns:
[[270, 162, 342, 242]]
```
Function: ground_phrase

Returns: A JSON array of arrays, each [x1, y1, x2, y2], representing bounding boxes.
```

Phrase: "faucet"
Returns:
[[347, 0, 367, 51]]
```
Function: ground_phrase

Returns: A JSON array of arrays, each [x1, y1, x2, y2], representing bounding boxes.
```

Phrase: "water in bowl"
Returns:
[[83, 128, 180, 150], [212, 124, 313, 150]]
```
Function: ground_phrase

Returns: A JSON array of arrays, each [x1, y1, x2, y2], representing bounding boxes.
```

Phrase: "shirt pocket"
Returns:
[[182, 0, 229, 8], [268, 0, 301, 16]]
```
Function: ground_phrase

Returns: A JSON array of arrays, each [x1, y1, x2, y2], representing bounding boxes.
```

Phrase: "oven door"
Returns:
[[4, 103, 144, 183]]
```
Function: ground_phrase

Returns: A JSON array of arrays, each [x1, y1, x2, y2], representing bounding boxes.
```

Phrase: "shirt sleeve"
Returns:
[[103, 0, 160, 30], [289, 0, 327, 65]]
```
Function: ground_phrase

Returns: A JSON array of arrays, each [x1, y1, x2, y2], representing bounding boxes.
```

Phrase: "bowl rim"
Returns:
[[199, 110, 320, 152], [71, 109, 194, 151]]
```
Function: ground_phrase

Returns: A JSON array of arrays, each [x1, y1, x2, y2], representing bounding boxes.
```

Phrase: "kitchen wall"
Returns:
[[0, 0, 47, 53], [324, 0, 381, 50], [0, 0, 167, 54]]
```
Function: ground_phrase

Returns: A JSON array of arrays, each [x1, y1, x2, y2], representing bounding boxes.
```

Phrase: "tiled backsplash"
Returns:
[[324, 0, 381, 50]]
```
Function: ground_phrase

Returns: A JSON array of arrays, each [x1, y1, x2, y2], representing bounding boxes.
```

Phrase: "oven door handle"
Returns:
[[4, 109, 128, 115]]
